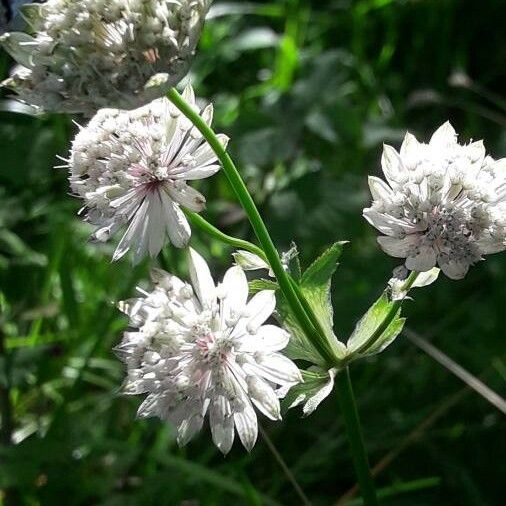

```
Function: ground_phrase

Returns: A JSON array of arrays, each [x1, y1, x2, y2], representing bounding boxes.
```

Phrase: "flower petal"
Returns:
[[247, 376, 281, 421], [159, 190, 191, 248], [429, 121, 457, 149], [245, 352, 302, 385], [210, 396, 235, 455], [221, 266, 249, 325], [377, 235, 418, 258], [368, 175, 394, 202], [381, 144, 408, 185], [236, 325, 290, 352], [405, 245, 437, 272], [439, 259, 470, 280], [233, 402, 258, 451], [188, 248, 216, 310], [165, 183, 206, 212]]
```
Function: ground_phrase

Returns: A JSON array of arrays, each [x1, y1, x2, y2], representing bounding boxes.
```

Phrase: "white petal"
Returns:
[[147, 191, 166, 257], [166, 183, 206, 212], [247, 376, 281, 421], [189, 248, 216, 310], [381, 144, 408, 185], [236, 325, 290, 352], [177, 414, 204, 446], [439, 259, 470, 280], [368, 176, 394, 202], [192, 134, 228, 166], [232, 290, 276, 337], [176, 164, 221, 181], [363, 209, 413, 236], [463, 140, 486, 165], [233, 402, 258, 451], [210, 396, 235, 455], [160, 191, 191, 248], [377, 235, 418, 258], [399, 131, 422, 170], [201, 103, 214, 126], [405, 245, 437, 272], [182, 84, 196, 106], [245, 353, 302, 385], [429, 121, 457, 149], [113, 197, 150, 262], [221, 266, 248, 324]]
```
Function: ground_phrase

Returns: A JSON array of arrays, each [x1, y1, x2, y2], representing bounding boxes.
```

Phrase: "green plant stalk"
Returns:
[[167, 88, 337, 366], [353, 271, 419, 356], [168, 88, 376, 504], [336, 367, 378, 506], [185, 211, 266, 260]]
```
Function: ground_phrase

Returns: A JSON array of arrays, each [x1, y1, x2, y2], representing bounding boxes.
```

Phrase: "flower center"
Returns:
[[195, 333, 233, 366]]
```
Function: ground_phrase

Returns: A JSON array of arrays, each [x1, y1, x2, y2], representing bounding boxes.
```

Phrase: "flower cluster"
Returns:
[[364, 122, 506, 279], [0, 0, 211, 114], [67, 85, 227, 263], [116, 249, 301, 453]]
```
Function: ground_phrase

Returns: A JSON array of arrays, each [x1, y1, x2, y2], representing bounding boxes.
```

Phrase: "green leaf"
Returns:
[[276, 243, 348, 365], [299, 242, 347, 356], [248, 278, 278, 294], [346, 292, 406, 357]]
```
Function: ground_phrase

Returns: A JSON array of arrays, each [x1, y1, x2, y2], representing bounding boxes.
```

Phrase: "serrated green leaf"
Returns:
[[299, 242, 347, 358], [346, 292, 405, 357], [301, 242, 346, 286]]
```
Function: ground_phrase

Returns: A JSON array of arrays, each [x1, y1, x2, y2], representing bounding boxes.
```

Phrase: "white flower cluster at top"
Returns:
[[117, 249, 301, 454], [0, 0, 211, 114], [364, 123, 506, 279], [68, 85, 227, 263]]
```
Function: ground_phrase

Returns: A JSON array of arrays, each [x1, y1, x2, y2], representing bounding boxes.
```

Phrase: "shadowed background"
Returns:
[[0, 1, 504, 505]]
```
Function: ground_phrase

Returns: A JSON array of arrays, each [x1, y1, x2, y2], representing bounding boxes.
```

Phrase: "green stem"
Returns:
[[167, 88, 337, 366], [353, 271, 419, 356], [185, 211, 266, 260], [336, 368, 378, 506]]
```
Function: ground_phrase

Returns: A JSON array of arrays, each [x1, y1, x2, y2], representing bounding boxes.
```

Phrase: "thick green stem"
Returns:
[[167, 88, 337, 366], [353, 271, 419, 356], [336, 368, 378, 506]]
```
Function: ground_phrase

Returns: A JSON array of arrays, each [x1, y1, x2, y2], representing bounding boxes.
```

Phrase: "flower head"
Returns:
[[67, 85, 227, 263], [364, 122, 506, 279], [116, 249, 301, 454], [0, 0, 211, 114]]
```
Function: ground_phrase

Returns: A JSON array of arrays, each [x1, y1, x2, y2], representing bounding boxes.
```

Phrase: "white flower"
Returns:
[[364, 122, 506, 279], [67, 85, 227, 263], [0, 0, 211, 114], [115, 249, 301, 454]]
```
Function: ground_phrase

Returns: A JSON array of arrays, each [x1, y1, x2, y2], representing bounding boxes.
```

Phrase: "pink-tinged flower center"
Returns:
[[196, 333, 233, 365]]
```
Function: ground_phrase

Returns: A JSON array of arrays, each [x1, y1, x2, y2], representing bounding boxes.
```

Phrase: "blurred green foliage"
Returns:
[[0, 1, 504, 505]]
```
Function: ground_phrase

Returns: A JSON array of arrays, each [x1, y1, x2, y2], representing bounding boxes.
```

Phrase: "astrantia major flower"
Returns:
[[115, 249, 301, 454], [364, 122, 506, 279], [0, 0, 211, 114], [67, 86, 227, 263]]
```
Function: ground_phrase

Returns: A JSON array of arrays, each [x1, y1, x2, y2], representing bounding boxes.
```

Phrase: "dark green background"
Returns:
[[0, 1, 504, 504]]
